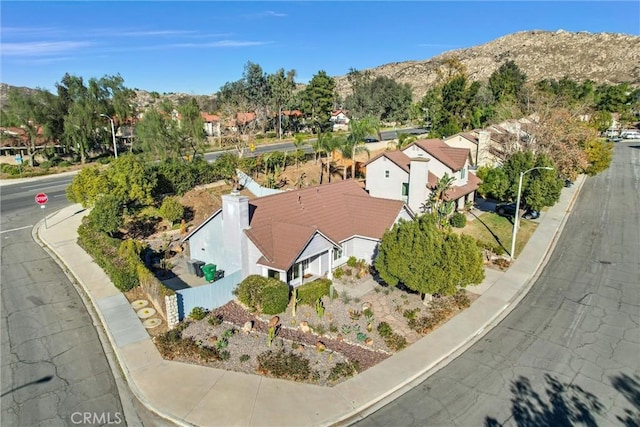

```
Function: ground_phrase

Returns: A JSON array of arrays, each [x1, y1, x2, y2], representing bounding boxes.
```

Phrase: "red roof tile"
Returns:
[[245, 180, 406, 270], [411, 139, 470, 171]]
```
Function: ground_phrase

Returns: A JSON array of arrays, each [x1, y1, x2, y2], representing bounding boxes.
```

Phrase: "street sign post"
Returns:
[[35, 193, 48, 228], [15, 155, 23, 178]]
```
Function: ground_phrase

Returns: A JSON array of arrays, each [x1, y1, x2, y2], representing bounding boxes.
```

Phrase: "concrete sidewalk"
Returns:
[[35, 175, 585, 427]]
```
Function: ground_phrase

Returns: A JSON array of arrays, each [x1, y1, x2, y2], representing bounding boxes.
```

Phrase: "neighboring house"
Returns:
[[201, 112, 221, 137], [182, 180, 412, 287], [365, 139, 481, 214], [444, 130, 503, 168], [330, 110, 350, 131]]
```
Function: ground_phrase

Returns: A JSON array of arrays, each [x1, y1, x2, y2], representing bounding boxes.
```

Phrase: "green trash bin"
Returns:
[[202, 264, 217, 282]]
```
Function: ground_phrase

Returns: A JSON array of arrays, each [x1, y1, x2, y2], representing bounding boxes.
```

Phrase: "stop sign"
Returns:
[[35, 193, 48, 205]]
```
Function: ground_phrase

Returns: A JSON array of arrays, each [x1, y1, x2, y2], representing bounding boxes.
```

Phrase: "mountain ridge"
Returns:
[[2, 30, 639, 109]]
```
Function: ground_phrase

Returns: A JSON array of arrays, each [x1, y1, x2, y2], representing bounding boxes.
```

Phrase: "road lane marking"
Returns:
[[1, 225, 33, 234]]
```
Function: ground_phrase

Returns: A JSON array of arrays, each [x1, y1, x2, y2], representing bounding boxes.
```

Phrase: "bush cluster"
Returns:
[[327, 361, 360, 382], [154, 324, 220, 362], [449, 212, 467, 228], [376, 321, 407, 351], [256, 350, 315, 382], [407, 297, 458, 334], [235, 275, 289, 315], [297, 278, 331, 306], [77, 220, 173, 296]]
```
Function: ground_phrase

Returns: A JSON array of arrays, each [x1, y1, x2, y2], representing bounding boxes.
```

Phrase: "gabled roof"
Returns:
[[245, 180, 407, 270], [446, 132, 479, 145], [440, 172, 481, 201], [407, 139, 469, 172], [365, 150, 439, 186]]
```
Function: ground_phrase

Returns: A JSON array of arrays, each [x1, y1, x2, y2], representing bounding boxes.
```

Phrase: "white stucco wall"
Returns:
[[245, 238, 264, 277], [188, 213, 225, 267], [342, 236, 379, 264], [403, 145, 449, 178], [365, 156, 409, 201]]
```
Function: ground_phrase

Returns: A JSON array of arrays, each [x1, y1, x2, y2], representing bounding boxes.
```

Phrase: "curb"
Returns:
[[34, 219, 189, 427], [331, 174, 587, 426]]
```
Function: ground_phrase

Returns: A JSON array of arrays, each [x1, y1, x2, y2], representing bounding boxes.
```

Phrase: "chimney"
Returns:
[[222, 190, 250, 273], [408, 157, 430, 215], [477, 131, 490, 167]]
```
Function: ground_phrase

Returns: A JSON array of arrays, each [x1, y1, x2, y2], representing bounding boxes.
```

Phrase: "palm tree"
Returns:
[[320, 134, 341, 183], [346, 117, 379, 178], [422, 173, 456, 227], [390, 133, 417, 151], [292, 133, 306, 169]]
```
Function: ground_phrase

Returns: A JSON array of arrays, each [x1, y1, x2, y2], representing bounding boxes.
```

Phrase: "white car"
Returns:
[[620, 131, 640, 139]]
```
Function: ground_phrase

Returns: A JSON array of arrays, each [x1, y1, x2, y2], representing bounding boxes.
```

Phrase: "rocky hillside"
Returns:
[[2, 30, 639, 108], [333, 30, 640, 100]]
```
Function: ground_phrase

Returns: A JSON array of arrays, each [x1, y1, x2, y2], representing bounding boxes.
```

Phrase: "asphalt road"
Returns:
[[354, 141, 640, 426], [0, 180, 178, 426]]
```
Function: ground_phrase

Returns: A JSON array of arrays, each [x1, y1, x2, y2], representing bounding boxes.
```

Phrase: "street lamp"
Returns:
[[510, 166, 554, 259], [100, 114, 118, 158]]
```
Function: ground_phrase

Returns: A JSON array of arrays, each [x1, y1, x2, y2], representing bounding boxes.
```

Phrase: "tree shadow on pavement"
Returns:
[[610, 373, 640, 427], [484, 373, 604, 427]]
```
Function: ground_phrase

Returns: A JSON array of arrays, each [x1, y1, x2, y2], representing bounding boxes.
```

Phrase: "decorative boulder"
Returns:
[[365, 337, 374, 346], [362, 302, 372, 311], [315, 341, 326, 352], [299, 321, 310, 333], [242, 321, 253, 334], [268, 316, 280, 329], [336, 333, 344, 342]]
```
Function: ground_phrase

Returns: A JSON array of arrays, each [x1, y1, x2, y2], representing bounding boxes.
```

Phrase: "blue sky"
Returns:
[[2, 1, 639, 95]]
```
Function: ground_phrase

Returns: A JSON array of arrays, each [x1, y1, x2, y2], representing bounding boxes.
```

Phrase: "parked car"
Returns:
[[621, 131, 640, 139], [495, 202, 540, 219]]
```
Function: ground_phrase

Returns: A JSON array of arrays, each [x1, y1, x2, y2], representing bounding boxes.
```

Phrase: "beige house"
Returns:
[[444, 130, 503, 168]]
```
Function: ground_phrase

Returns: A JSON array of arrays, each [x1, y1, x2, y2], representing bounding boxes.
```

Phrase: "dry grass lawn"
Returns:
[[456, 211, 539, 258]]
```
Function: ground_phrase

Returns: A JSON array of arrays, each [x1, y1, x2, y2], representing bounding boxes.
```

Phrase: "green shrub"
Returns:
[[347, 256, 358, 268], [39, 161, 52, 170], [159, 196, 184, 226], [333, 267, 344, 279], [235, 275, 289, 315], [58, 160, 72, 168], [297, 278, 331, 306], [260, 278, 290, 315], [265, 131, 277, 138], [377, 321, 393, 338], [190, 307, 208, 320], [1, 164, 20, 176], [239, 354, 250, 363], [255, 133, 265, 140], [449, 212, 467, 228]]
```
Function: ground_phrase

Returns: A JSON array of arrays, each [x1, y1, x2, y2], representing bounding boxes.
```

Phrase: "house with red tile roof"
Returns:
[[364, 139, 481, 214], [183, 180, 412, 287], [200, 112, 221, 137]]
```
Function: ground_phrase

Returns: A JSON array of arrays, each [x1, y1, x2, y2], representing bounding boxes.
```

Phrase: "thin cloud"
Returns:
[[244, 10, 287, 18], [1, 41, 93, 56], [169, 40, 270, 48], [109, 30, 199, 37]]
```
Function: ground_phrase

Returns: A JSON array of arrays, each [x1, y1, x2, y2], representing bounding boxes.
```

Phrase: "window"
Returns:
[[385, 170, 390, 178], [333, 246, 343, 261], [402, 182, 409, 196], [461, 167, 466, 179]]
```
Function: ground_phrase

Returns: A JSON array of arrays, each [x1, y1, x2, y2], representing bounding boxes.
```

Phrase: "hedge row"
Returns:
[[77, 220, 174, 298], [297, 278, 331, 306]]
